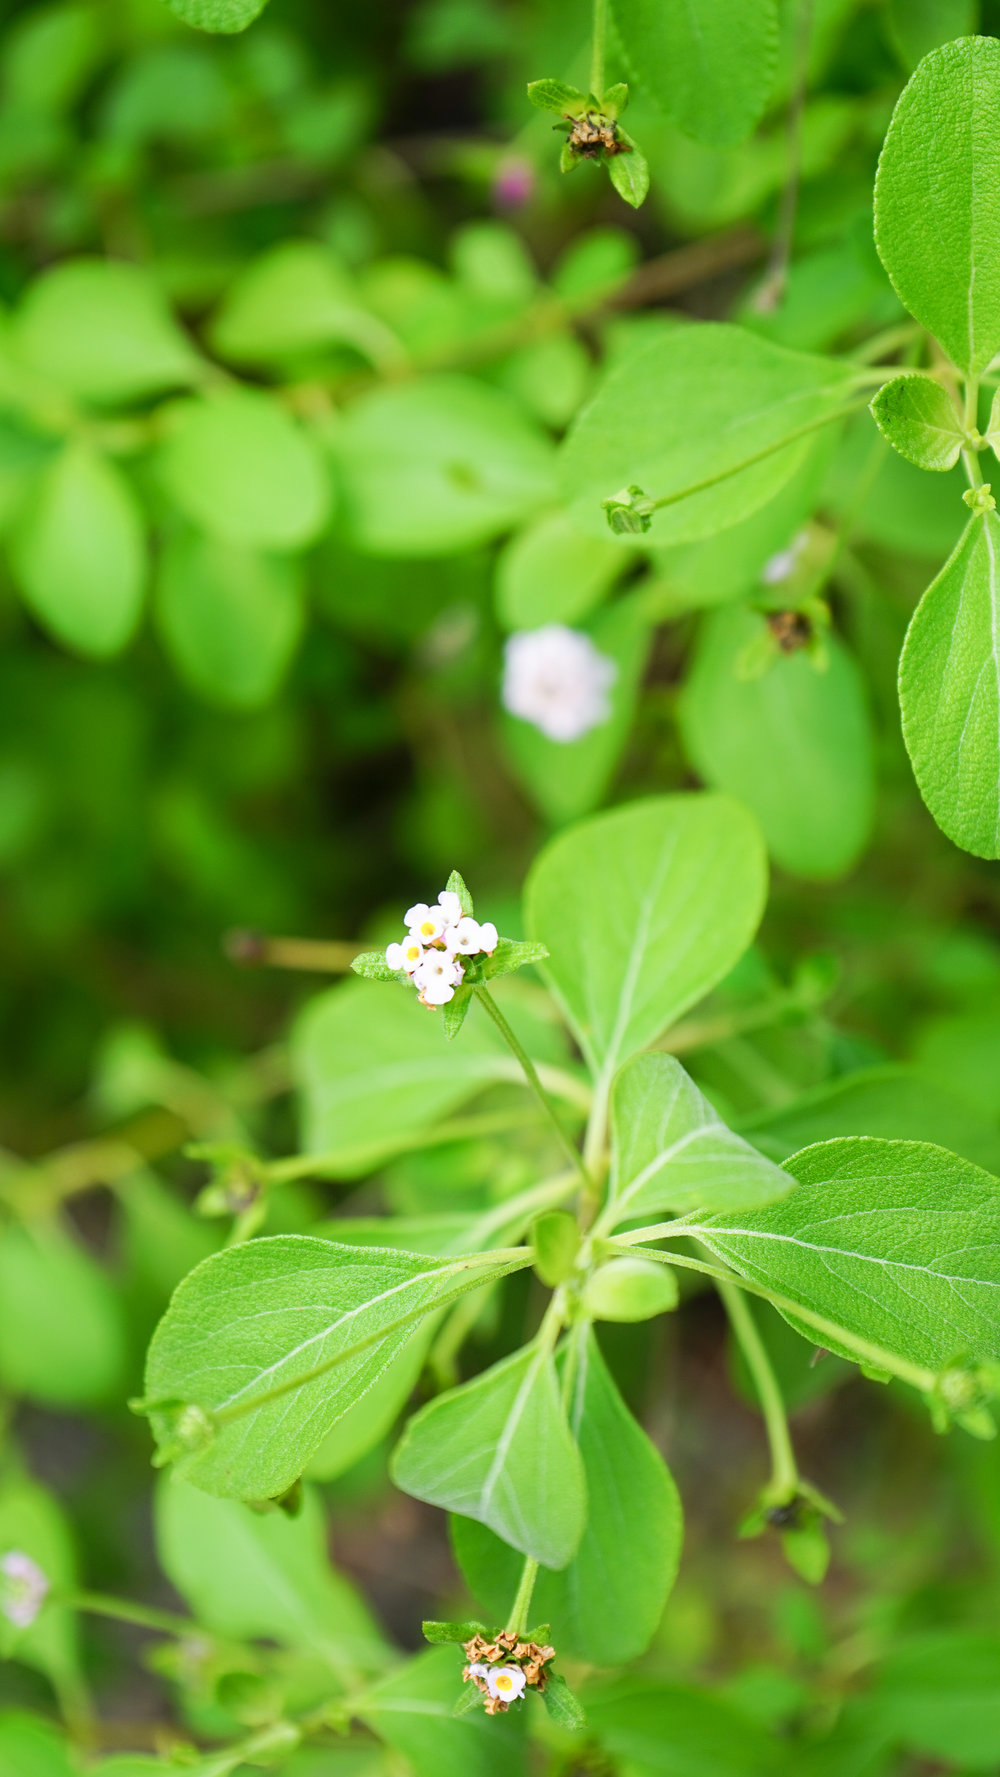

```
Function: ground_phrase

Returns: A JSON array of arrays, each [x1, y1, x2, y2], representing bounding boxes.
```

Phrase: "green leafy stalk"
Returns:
[[590, 0, 608, 99], [506, 1557, 540, 1636], [716, 1277, 798, 1498], [472, 985, 593, 1193]]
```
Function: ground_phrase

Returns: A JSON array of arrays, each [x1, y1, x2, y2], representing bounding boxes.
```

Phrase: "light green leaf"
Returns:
[[608, 136, 650, 209], [144, 1234, 530, 1498], [210, 241, 403, 371], [10, 444, 146, 658], [158, 389, 330, 549], [526, 78, 588, 115], [0, 1470, 79, 1699], [356, 1647, 525, 1777], [502, 595, 651, 825], [605, 1053, 792, 1230], [163, 0, 270, 32], [155, 1478, 383, 1663], [560, 324, 855, 543], [391, 1341, 586, 1567], [898, 510, 1000, 858], [156, 530, 303, 709], [453, 1332, 682, 1663], [875, 36, 1000, 376], [885, 0, 979, 73], [861, 1630, 1000, 1767], [495, 509, 631, 630], [688, 1137, 1000, 1372], [306, 1330, 432, 1481], [290, 979, 563, 1177], [678, 604, 875, 879], [525, 793, 767, 1085], [580, 1254, 679, 1319], [0, 1712, 80, 1777], [13, 259, 200, 404], [0, 1221, 125, 1407], [610, 0, 777, 147], [869, 374, 965, 471], [117, 1169, 219, 1304], [584, 1679, 782, 1774], [332, 374, 555, 556]]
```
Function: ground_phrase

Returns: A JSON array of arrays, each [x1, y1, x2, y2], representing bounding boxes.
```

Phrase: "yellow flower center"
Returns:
[[420, 921, 436, 937], [495, 1673, 514, 1692]]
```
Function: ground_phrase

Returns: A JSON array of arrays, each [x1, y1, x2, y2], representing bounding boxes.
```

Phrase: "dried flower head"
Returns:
[[461, 1628, 556, 1714]]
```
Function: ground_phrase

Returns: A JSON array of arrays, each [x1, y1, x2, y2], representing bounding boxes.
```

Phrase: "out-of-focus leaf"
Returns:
[[10, 445, 146, 658], [611, 0, 777, 147], [12, 260, 200, 404], [0, 1221, 125, 1407], [163, 0, 271, 33], [158, 389, 330, 549], [156, 530, 303, 708]]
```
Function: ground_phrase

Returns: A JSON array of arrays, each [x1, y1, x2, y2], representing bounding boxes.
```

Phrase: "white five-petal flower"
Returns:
[[502, 624, 617, 742], [386, 939, 424, 975], [445, 916, 487, 956], [405, 903, 446, 944], [413, 952, 464, 1005], [437, 889, 464, 926], [0, 1551, 49, 1629], [486, 1666, 527, 1701]]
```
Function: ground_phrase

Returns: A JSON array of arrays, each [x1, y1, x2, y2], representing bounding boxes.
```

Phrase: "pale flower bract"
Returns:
[[502, 624, 617, 742]]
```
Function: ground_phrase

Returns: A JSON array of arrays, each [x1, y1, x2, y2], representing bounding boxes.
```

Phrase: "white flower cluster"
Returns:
[[467, 1662, 526, 1701], [502, 624, 617, 742], [386, 889, 497, 1007], [0, 1551, 49, 1629]]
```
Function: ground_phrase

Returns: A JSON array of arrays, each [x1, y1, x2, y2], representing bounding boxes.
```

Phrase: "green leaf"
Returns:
[[530, 1210, 580, 1287], [875, 37, 1000, 377], [584, 1679, 782, 1775], [451, 1333, 682, 1663], [421, 1620, 488, 1645], [502, 595, 651, 824], [495, 509, 631, 631], [155, 1478, 383, 1663], [0, 1713, 80, 1777], [10, 444, 146, 658], [541, 1672, 586, 1730], [306, 1328, 432, 1480], [356, 1647, 525, 1777], [898, 510, 1000, 858], [525, 793, 767, 1086], [441, 985, 473, 1041], [581, 1256, 678, 1320], [391, 1340, 586, 1568], [688, 1137, 1000, 1373], [143, 1234, 531, 1498], [606, 1053, 792, 1228], [332, 374, 555, 556], [610, 0, 777, 147], [0, 1470, 79, 1700], [350, 952, 403, 982], [210, 241, 403, 370], [0, 1221, 125, 1407], [678, 605, 876, 880], [608, 136, 649, 209], [163, 0, 271, 33], [290, 979, 553, 1177], [869, 374, 965, 472], [526, 78, 588, 115], [12, 259, 200, 404], [885, 0, 980, 74], [156, 530, 303, 709], [860, 1630, 1000, 1767], [158, 389, 330, 549], [445, 869, 474, 915], [481, 938, 549, 982], [560, 324, 855, 543]]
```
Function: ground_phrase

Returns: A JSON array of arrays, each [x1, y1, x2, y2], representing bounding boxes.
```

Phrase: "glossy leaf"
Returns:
[[155, 1478, 383, 1662], [688, 1137, 1000, 1371], [679, 605, 875, 879], [143, 1234, 531, 1498], [559, 324, 854, 543], [333, 374, 555, 556], [875, 37, 1000, 376], [12, 259, 199, 403], [525, 793, 767, 1083], [10, 445, 146, 658], [606, 1053, 792, 1229], [158, 388, 330, 549], [870, 373, 965, 472], [899, 511, 1000, 858], [156, 530, 303, 709], [391, 1341, 586, 1568], [610, 0, 778, 147]]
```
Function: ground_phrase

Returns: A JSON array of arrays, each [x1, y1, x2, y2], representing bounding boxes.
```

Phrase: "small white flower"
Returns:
[[467, 1662, 489, 1680], [502, 625, 617, 743], [445, 916, 487, 956], [437, 889, 464, 926], [405, 903, 447, 944], [386, 939, 424, 975], [761, 529, 809, 585], [413, 952, 464, 1006], [486, 1665, 526, 1701], [0, 1552, 49, 1629], [477, 921, 498, 954]]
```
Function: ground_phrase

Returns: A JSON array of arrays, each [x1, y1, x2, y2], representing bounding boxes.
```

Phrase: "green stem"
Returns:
[[473, 987, 592, 1192], [716, 1277, 798, 1498], [607, 1232, 938, 1396], [649, 394, 873, 517], [963, 374, 984, 490], [62, 1590, 204, 1638], [506, 1557, 540, 1636], [590, 0, 608, 99]]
